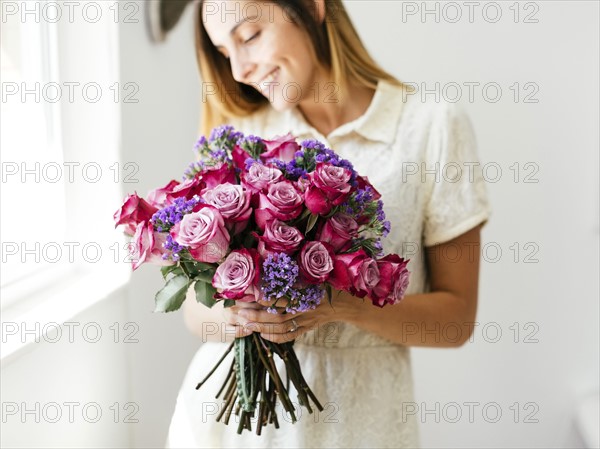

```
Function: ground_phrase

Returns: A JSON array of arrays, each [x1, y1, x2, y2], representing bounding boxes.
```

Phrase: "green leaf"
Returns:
[[223, 299, 235, 308], [194, 269, 216, 284], [154, 274, 191, 313], [160, 264, 183, 280], [194, 280, 217, 308], [306, 213, 319, 233], [325, 284, 333, 306]]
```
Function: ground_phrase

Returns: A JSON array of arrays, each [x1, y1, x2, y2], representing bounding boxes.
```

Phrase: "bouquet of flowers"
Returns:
[[114, 125, 410, 434]]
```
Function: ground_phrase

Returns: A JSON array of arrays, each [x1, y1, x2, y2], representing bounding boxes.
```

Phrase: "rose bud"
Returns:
[[371, 255, 410, 307], [203, 183, 252, 234], [114, 193, 158, 236], [212, 248, 260, 301], [298, 241, 335, 284], [305, 163, 352, 215], [132, 221, 173, 270], [259, 133, 300, 163], [170, 205, 230, 263], [254, 180, 304, 230], [316, 213, 359, 252], [257, 219, 304, 258]]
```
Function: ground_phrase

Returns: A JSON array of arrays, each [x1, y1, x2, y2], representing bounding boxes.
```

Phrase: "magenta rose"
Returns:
[[355, 174, 381, 200], [371, 255, 410, 307], [165, 176, 204, 202], [146, 179, 179, 208], [329, 249, 374, 297], [212, 248, 260, 301], [114, 193, 158, 236], [298, 241, 335, 284], [241, 162, 283, 193], [254, 180, 304, 229], [305, 163, 352, 215], [170, 205, 230, 263], [257, 219, 304, 257], [231, 144, 252, 170], [200, 162, 236, 190], [316, 213, 358, 252], [259, 133, 300, 163], [131, 222, 173, 270], [203, 183, 252, 234]]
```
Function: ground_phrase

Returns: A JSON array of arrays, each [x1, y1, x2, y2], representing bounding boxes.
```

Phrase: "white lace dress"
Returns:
[[166, 80, 492, 448]]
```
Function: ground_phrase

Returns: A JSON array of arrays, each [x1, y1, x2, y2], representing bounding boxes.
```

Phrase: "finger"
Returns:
[[260, 326, 302, 343], [237, 308, 290, 324], [225, 323, 254, 339], [239, 319, 298, 335]]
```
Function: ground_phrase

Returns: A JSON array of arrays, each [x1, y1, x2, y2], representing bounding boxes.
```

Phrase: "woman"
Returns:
[[167, 1, 491, 447]]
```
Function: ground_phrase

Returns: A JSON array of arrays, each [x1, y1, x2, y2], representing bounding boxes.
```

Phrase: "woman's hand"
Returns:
[[223, 290, 356, 343]]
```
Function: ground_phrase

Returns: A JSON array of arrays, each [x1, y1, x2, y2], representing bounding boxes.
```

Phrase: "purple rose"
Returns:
[[254, 180, 304, 229], [241, 162, 283, 193], [203, 183, 251, 234], [212, 248, 260, 301], [354, 257, 380, 298], [257, 219, 304, 257], [371, 255, 410, 307], [305, 163, 352, 215], [316, 213, 358, 252], [170, 205, 230, 263], [298, 241, 334, 284]]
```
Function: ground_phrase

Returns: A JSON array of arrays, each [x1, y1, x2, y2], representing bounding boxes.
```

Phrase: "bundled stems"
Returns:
[[195, 333, 323, 434]]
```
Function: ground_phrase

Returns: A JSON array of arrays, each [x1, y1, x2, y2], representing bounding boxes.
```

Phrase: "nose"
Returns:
[[229, 50, 255, 85]]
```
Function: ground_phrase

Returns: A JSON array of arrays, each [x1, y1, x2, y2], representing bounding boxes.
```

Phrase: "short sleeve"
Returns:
[[422, 102, 492, 247]]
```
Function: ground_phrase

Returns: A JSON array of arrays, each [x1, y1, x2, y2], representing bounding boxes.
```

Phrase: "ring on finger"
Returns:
[[288, 318, 299, 333]]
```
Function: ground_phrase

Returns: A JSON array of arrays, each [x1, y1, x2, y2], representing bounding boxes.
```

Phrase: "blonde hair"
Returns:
[[194, 0, 411, 136]]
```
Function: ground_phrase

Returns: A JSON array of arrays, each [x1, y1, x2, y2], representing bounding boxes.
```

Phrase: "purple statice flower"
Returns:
[[238, 134, 265, 159], [286, 285, 324, 314], [151, 196, 202, 232], [193, 136, 209, 154], [342, 186, 376, 217], [162, 234, 185, 261], [261, 253, 299, 302], [209, 125, 243, 145]]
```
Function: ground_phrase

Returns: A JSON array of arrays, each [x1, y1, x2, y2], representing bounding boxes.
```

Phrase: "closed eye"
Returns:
[[244, 32, 260, 44]]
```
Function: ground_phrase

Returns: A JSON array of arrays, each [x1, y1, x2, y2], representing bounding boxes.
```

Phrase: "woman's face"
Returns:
[[203, 0, 325, 111]]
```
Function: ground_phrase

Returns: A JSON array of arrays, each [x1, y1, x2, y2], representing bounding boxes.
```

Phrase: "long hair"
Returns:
[[195, 0, 411, 136]]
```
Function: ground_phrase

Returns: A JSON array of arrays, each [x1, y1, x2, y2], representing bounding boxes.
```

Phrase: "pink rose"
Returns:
[[305, 163, 352, 215], [170, 205, 230, 263], [298, 241, 334, 284], [146, 180, 179, 208], [241, 162, 283, 193], [131, 222, 173, 270], [329, 249, 376, 297], [254, 180, 304, 229], [371, 255, 410, 307], [114, 193, 158, 236], [257, 219, 304, 257], [203, 183, 251, 234], [259, 133, 300, 163], [212, 248, 260, 301], [316, 213, 358, 252]]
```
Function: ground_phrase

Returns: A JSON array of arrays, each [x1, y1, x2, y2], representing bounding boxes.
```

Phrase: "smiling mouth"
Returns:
[[258, 68, 280, 90]]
